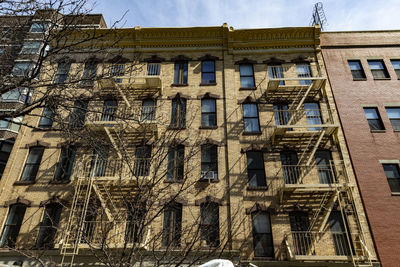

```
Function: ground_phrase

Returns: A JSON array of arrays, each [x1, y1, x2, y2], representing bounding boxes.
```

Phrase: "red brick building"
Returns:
[[321, 31, 400, 267]]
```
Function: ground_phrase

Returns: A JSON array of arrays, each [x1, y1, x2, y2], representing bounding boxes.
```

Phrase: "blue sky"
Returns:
[[92, 0, 400, 31]]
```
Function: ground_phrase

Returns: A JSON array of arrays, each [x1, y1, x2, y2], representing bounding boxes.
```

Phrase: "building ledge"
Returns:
[[200, 83, 217, 86], [13, 180, 35, 186]]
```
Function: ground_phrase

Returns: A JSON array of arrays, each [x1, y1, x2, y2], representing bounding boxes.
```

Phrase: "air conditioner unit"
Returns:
[[201, 171, 218, 181]]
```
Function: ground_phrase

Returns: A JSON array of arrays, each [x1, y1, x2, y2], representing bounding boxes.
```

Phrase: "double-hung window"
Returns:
[[174, 61, 188, 85], [162, 202, 182, 247], [268, 65, 284, 85], [39, 106, 55, 128], [0, 116, 23, 132], [101, 100, 117, 121], [30, 22, 49, 33], [201, 144, 218, 181], [201, 61, 216, 84], [200, 202, 219, 247], [247, 151, 266, 187], [81, 62, 97, 85], [385, 107, 400, 131], [134, 145, 151, 177], [69, 100, 88, 128], [363, 107, 384, 131], [125, 204, 146, 243], [171, 98, 186, 128], [110, 64, 124, 83], [35, 203, 62, 248], [348, 60, 366, 79], [201, 99, 216, 127], [0, 204, 27, 247], [0, 141, 13, 179], [147, 63, 160, 76], [382, 164, 400, 193], [20, 146, 44, 182], [167, 145, 184, 181], [141, 99, 156, 121], [12, 62, 33, 77], [240, 64, 255, 88], [252, 211, 273, 257], [1, 88, 32, 103], [368, 60, 390, 79], [54, 63, 71, 84], [54, 146, 76, 182], [20, 41, 41, 54], [391, 60, 400, 79], [296, 64, 312, 85], [243, 103, 260, 133]]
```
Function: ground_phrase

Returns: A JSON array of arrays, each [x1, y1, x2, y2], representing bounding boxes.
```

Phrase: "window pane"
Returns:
[[391, 60, 400, 70], [202, 72, 216, 83], [202, 99, 216, 113], [244, 118, 259, 132], [368, 61, 384, 70], [348, 61, 362, 71], [383, 164, 400, 179], [247, 152, 264, 169], [202, 114, 216, 127], [363, 108, 379, 119], [240, 64, 253, 76], [386, 108, 400, 119], [240, 77, 255, 87], [252, 213, 271, 233], [243, 104, 257, 117], [202, 61, 214, 72], [248, 170, 266, 187]]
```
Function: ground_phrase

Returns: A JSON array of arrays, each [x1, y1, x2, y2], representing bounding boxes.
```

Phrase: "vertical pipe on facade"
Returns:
[[221, 25, 232, 251]]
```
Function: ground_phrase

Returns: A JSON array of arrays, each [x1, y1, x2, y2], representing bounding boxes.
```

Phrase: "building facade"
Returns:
[[321, 31, 400, 267], [0, 23, 378, 267]]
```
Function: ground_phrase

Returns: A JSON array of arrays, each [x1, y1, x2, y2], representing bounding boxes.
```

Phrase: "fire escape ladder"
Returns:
[[115, 81, 131, 109], [338, 188, 373, 267], [305, 129, 325, 166], [104, 127, 122, 160], [92, 182, 114, 221], [288, 82, 314, 115]]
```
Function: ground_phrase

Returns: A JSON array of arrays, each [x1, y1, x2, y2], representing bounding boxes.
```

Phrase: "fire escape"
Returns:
[[266, 69, 373, 266], [59, 63, 162, 267]]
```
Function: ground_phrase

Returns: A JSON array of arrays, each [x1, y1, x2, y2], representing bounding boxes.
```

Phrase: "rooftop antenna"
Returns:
[[310, 2, 328, 31]]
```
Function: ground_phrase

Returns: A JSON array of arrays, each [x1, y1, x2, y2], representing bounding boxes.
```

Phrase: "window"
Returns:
[[296, 64, 312, 85], [1, 88, 32, 103], [391, 60, 400, 79], [162, 202, 182, 247], [247, 151, 266, 187], [201, 144, 218, 181], [304, 102, 322, 131], [81, 62, 97, 85], [170, 98, 186, 128], [147, 63, 160, 76], [363, 107, 384, 131], [174, 61, 188, 85], [268, 65, 284, 85], [280, 151, 299, 184], [35, 203, 62, 248], [201, 99, 216, 127], [200, 202, 219, 247], [0, 204, 27, 247], [69, 100, 88, 128], [315, 150, 335, 184], [328, 211, 352, 256], [12, 62, 33, 76], [30, 22, 49, 33], [240, 64, 255, 88], [243, 103, 260, 133], [101, 100, 117, 121], [289, 212, 311, 255], [273, 103, 290, 126], [382, 164, 400, 193], [89, 146, 109, 177], [0, 116, 23, 132], [20, 146, 44, 182], [39, 106, 55, 128], [110, 64, 124, 83], [54, 146, 76, 182], [0, 141, 13, 179], [0, 48, 3, 56], [134, 145, 151, 176], [167, 145, 184, 181], [20, 41, 41, 54], [125, 204, 146, 243], [141, 99, 156, 121], [368, 60, 390, 79], [386, 107, 400, 131], [348, 60, 366, 79], [252, 211, 273, 257], [54, 63, 71, 84], [201, 61, 215, 84]]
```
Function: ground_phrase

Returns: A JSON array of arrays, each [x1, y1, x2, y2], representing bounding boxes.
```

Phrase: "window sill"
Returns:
[[171, 83, 188, 87], [370, 130, 386, 133], [167, 125, 186, 130], [373, 78, 391, 80], [393, 130, 400, 132], [49, 180, 70, 185], [252, 257, 274, 261], [14, 181, 35, 186], [199, 126, 218, 129], [239, 87, 256, 91], [164, 179, 184, 184], [242, 131, 262, 136], [352, 78, 367, 81], [247, 186, 268, 191], [198, 178, 219, 183], [200, 83, 217, 86], [391, 192, 400, 196]]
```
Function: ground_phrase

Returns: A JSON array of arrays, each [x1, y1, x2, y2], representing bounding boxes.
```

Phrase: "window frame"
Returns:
[[348, 60, 366, 80], [20, 41, 41, 54], [296, 63, 312, 85], [251, 211, 274, 258], [246, 151, 267, 187], [20, 146, 45, 182], [134, 145, 151, 177], [1, 88, 32, 103], [162, 202, 182, 247], [201, 60, 216, 85], [385, 107, 400, 131], [166, 145, 184, 181], [81, 62, 97, 85], [38, 106, 55, 128], [0, 204, 27, 248], [382, 163, 400, 193], [101, 99, 118, 122], [243, 103, 261, 133], [12, 62, 33, 77], [170, 98, 186, 128], [201, 98, 217, 127], [54, 146, 76, 182], [141, 99, 156, 122], [54, 62, 71, 84], [268, 65, 284, 85], [200, 202, 220, 247], [368, 60, 390, 79], [390, 59, 400, 79], [363, 107, 385, 131], [201, 144, 218, 181], [173, 61, 188, 85], [35, 203, 62, 248], [29, 22, 50, 33], [239, 64, 255, 88]]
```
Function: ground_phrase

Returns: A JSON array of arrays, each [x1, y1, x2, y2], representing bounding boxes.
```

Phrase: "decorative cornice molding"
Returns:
[[195, 195, 223, 206]]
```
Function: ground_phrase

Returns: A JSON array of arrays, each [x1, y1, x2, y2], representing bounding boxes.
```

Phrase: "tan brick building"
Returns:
[[0, 23, 378, 267], [321, 30, 400, 267]]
